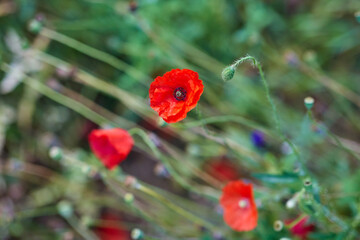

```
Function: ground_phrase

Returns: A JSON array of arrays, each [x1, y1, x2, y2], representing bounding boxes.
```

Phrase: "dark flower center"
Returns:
[[173, 87, 187, 101]]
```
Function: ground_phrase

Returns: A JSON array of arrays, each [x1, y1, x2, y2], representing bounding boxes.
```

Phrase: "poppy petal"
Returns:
[[89, 128, 134, 169], [220, 180, 258, 231], [149, 69, 204, 123]]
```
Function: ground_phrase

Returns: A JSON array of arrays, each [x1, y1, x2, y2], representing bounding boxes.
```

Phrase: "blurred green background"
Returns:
[[1, 0, 360, 239]]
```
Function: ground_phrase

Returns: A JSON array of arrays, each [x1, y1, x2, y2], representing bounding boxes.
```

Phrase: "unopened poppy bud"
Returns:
[[131, 228, 144, 240], [304, 97, 314, 110], [57, 200, 73, 218], [273, 220, 284, 231], [49, 146, 63, 161], [355, 11, 360, 23], [124, 193, 134, 204], [221, 65, 235, 82], [28, 19, 43, 33]]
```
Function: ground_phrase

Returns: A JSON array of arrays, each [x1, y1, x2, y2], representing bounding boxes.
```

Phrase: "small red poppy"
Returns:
[[95, 212, 130, 240], [206, 159, 239, 183], [286, 216, 315, 240], [88, 128, 134, 170], [220, 180, 258, 231], [149, 69, 204, 123]]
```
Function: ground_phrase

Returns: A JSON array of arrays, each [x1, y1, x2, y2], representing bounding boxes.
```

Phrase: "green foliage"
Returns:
[[1, 0, 360, 239]]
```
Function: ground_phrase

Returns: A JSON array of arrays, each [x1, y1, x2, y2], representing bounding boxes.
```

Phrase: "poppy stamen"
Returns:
[[238, 199, 249, 208], [174, 87, 187, 101]]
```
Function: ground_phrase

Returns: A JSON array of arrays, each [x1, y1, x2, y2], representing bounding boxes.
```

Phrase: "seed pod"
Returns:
[[49, 146, 63, 161], [131, 228, 144, 240], [124, 193, 134, 204], [273, 220, 284, 231], [304, 97, 314, 110]]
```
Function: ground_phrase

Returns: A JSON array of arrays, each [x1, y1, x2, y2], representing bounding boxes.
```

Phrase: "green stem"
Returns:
[[300, 185, 348, 230], [65, 154, 216, 236], [35, 51, 153, 118], [175, 115, 274, 136], [65, 215, 99, 240], [344, 210, 360, 239], [286, 212, 308, 229], [14, 206, 58, 221], [101, 175, 164, 230], [0, 64, 112, 127], [137, 183, 217, 230], [230, 56, 303, 168], [307, 110, 360, 162], [128, 128, 218, 200], [233, 56, 280, 135], [40, 28, 150, 84]]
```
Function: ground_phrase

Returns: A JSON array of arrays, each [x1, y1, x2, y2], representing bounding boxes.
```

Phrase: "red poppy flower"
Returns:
[[149, 69, 204, 123], [95, 212, 130, 240], [220, 180, 258, 231], [206, 158, 239, 183], [286, 216, 315, 240], [88, 128, 134, 170]]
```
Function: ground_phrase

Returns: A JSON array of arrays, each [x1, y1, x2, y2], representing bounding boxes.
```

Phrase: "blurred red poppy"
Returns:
[[220, 180, 258, 231], [95, 212, 130, 240], [149, 69, 204, 123], [206, 159, 239, 183], [286, 216, 315, 240], [89, 128, 134, 170]]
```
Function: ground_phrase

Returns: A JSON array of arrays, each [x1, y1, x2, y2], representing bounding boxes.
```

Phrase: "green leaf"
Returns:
[[252, 173, 299, 184]]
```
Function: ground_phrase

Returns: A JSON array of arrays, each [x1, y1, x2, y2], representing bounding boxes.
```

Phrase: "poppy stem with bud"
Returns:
[[222, 56, 304, 171], [226, 56, 281, 135]]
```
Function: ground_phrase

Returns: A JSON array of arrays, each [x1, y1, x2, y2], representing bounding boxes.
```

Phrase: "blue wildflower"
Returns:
[[250, 130, 266, 148]]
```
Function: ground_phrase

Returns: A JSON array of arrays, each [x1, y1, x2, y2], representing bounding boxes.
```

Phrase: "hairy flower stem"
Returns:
[[232, 56, 281, 135], [230, 56, 303, 168]]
